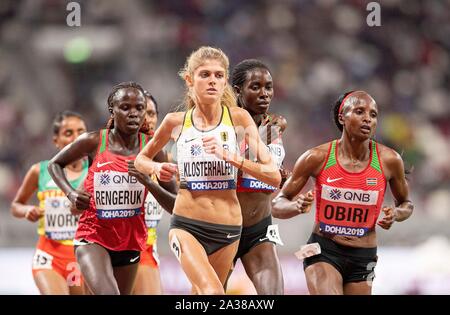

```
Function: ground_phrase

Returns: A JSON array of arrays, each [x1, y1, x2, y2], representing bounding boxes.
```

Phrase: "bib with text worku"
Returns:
[[177, 106, 238, 191], [315, 140, 386, 237], [37, 159, 87, 241], [44, 196, 79, 240]]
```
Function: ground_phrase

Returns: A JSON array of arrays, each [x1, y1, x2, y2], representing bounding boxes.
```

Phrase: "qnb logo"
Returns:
[[343, 191, 371, 203], [99, 173, 110, 185], [329, 189, 342, 200], [112, 175, 138, 184], [190, 144, 202, 156]]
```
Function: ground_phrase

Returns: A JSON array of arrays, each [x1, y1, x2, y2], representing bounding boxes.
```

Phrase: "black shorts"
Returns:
[[303, 233, 378, 283], [170, 214, 242, 256], [74, 239, 140, 267], [234, 215, 274, 264]]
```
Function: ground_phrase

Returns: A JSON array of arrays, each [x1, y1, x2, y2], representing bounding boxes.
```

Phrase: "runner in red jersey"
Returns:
[[48, 82, 170, 295], [272, 90, 414, 295]]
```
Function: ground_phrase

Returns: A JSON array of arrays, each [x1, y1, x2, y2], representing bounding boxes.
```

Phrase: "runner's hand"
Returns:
[[67, 189, 91, 211], [296, 190, 314, 214], [128, 160, 151, 185], [25, 206, 43, 222], [377, 206, 396, 230], [202, 136, 228, 161], [155, 162, 178, 182]]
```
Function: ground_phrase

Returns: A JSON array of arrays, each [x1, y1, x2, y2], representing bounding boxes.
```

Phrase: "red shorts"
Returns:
[[32, 236, 83, 286], [139, 243, 159, 268]]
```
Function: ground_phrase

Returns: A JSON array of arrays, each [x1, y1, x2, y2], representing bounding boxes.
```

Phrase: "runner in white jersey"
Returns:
[[135, 46, 281, 295]]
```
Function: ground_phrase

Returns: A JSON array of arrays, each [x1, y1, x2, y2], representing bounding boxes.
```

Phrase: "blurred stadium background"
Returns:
[[0, 0, 449, 294]]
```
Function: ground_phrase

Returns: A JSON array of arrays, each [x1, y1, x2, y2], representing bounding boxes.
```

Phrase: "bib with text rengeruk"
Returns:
[[94, 171, 145, 219]]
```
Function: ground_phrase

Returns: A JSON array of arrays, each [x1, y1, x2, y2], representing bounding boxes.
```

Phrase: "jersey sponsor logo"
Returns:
[[226, 233, 240, 239], [190, 144, 202, 156], [97, 161, 114, 168], [366, 178, 378, 186], [240, 178, 276, 191], [96, 208, 141, 219], [98, 173, 139, 185], [326, 177, 343, 183], [267, 143, 285, 168], [184, 137, 197, 143], [321, 184, 378, 205], [44, 196, 78, 240], [187, 180, 236, 191], [319, 222, 368, 237]]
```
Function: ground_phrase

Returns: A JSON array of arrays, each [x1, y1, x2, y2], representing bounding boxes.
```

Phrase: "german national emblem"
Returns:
[[220, 131, 228, 142]]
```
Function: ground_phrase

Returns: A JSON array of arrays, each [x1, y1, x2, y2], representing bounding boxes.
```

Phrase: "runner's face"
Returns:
[[112, 88, 146, 135], [341, 93, 378, 140], [239, 68, 273, 116], [190, 59, 227, 106], [145, 98, 158, 131], [54, 116, 87, 150]]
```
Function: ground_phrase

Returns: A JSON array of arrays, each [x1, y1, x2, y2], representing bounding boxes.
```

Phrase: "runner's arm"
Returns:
[[10, 163, 42, 221]]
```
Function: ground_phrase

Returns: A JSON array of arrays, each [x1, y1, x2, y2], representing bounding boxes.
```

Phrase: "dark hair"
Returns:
[[331, 91, 355, 132], [144, 90, 159, 114], [53, 110, 84, 135], [231, 59, 271, 107], [105, 81, 151, 135]]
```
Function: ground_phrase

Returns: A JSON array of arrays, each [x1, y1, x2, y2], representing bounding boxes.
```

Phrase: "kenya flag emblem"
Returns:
[[366, 178, 377, 186]]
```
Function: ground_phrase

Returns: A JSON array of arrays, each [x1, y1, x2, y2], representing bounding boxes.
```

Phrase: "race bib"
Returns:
[[145, 192, 163, 228], [170, 234, 182, 262], [32, 249, 53, 270], [94, 171, 145, 219], [44, 196, 78, 240], [178, 138, 236, 191], [266, 224, 284, 246], [318, 185, 379, 237]]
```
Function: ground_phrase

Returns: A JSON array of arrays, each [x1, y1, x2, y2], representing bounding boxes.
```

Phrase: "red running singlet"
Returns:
[[314, 140, 386, 237], [75, 129, 148, 251]]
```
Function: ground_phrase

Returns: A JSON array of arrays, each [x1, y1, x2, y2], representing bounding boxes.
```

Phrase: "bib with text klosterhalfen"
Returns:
[[315, 140, 386, 237], [177, 106, 238, 191]]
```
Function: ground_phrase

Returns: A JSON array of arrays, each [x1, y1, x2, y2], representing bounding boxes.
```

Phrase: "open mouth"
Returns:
[[360, 125, 371, 133], [127, 121, 140, 127]]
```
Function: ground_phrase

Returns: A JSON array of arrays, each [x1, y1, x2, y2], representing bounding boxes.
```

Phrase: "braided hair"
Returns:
[[105, 81, 151, 135], [231, 59, 271, 107]]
